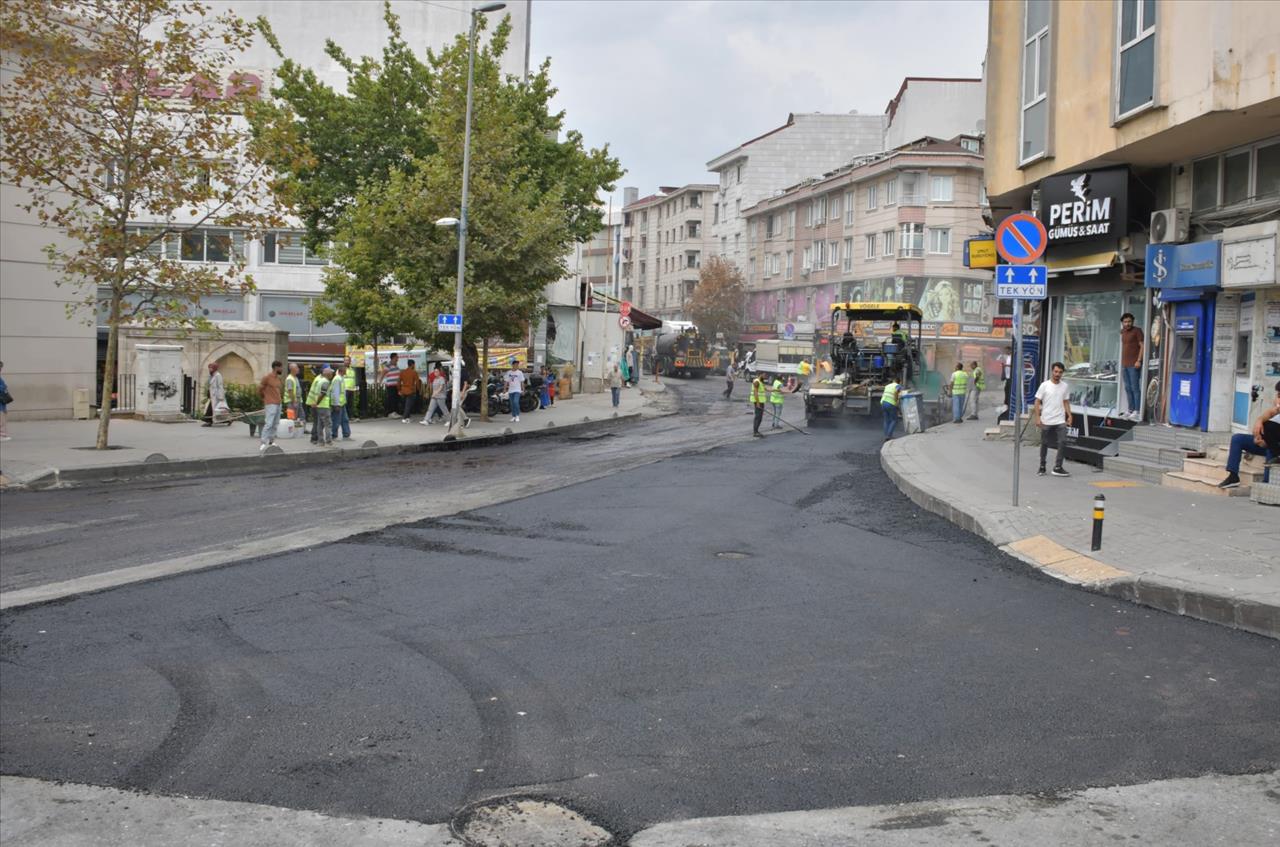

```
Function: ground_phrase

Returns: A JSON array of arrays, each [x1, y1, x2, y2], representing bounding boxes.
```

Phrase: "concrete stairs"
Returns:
[[1162, 444, 1266, 498], [1103, 425, 1229, 485]]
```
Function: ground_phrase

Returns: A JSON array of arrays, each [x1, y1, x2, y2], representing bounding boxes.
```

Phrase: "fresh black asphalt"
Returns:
[[2, 379, 1277, 838]]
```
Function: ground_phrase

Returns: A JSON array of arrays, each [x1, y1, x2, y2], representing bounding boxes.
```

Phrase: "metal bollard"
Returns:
[[1090, 493, 1106, 551]]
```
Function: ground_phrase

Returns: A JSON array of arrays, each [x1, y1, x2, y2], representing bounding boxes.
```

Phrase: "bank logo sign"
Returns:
[[1038, 167, 1128, 246]]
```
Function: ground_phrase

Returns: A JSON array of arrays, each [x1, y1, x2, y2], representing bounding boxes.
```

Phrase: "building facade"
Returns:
[[1, 1, 531, 420], [985, 0, 1280, 430], [706, 112, 888, 270], [741, 136, 993, 389], [620, 184, 717, 322]]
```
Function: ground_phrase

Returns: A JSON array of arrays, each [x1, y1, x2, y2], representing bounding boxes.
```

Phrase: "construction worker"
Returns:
[[950, 362, 969, 423], [890, 322, 909, 347], [284, 363, 305, 434], [881, 372, 902, 440], [307, 366, 334, 446], [797, 358, 813, 387], [769, 372, 786, 429], [342, 356, 359, 418], [329, 363, 351, 440], [966, 360, 985, 421], [750, 371, 768, 437]]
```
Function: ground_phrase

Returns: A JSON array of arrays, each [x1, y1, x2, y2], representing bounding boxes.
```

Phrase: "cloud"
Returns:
[[530, 0, 988, 206]]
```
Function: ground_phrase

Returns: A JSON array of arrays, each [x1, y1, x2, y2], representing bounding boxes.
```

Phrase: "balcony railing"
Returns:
[[900, 194, 927, 207], [898, 247, 925, 259]]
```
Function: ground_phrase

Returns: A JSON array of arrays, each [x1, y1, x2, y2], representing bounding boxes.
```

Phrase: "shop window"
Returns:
[[1054, 291, 1146, 411]]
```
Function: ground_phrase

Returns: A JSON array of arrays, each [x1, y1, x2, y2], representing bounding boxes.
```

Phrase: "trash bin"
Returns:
[[900, 391, 925, 434], [73, 388, 91, 420]]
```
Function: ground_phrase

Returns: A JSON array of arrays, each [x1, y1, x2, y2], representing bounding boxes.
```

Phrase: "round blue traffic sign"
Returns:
[[995, 213, 1048, 265]]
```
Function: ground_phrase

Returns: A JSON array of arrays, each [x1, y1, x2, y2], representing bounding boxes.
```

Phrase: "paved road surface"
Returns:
[[2, 379, 1277, 840]]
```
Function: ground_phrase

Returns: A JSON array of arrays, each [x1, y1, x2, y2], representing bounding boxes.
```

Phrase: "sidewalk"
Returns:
[[0, 383, 660, 490], [881, 421, 1280, 639]]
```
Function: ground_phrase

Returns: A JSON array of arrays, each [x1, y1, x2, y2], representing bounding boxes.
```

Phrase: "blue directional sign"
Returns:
[[437, 313, 462, 332], [995, 264, 1048, 300]]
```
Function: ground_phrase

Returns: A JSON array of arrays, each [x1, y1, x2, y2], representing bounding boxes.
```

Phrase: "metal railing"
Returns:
[[898, 247, 925, 259]]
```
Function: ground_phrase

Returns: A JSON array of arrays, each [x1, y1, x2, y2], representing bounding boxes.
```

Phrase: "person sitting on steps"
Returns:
[[1219, 381, 1280, 489]]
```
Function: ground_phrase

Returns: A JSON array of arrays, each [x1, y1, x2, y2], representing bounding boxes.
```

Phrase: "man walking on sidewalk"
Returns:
[[307, 366, 334, 446], [750, 372, 768, 437], [398, 359, 420, 422], [723, 361, 735, 400], [1033, 361, 1073, 477], [329, 363, 352, 440], [257, 360, 284, 452], [966, 360, 985, 420], [421, 364, 449, 425], [1218, 381, 1280, 488]]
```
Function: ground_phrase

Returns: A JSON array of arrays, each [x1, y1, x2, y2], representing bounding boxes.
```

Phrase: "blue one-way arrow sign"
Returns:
[[996, 264, 1048, 300], [437, 313, 462, 332]]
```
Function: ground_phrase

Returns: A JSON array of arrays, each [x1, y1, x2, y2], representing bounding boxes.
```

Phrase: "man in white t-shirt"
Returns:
[[1033, 361, 1074, 477], [504, 360, 526, 422]]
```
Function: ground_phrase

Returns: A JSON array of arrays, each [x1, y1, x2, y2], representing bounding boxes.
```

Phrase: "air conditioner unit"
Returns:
[[1150, 208, 1190, 244], [800, 267, 810, 277]]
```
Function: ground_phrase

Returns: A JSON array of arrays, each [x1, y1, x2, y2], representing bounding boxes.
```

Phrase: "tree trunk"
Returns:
[[480, 338, 490, 422], [95, 293, 122, 449]]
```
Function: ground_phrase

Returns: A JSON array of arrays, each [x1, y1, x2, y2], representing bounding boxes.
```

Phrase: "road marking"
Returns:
[[1005, 535, 1130, 585], [0, 515, 139, 541]]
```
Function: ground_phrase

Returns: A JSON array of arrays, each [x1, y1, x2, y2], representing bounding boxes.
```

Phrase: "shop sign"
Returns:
[[1145, 241, 1221, 289], [1038, 167, 1128, 245], [1222, 234, 1277, 288], [964, 237, 997, 269]]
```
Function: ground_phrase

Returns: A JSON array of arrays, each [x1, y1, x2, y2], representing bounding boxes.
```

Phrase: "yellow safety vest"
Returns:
[[750, 378, 767, 404], [798, 360, 812, 376], [951, 370, 969, 394], [972, 367, 985, 390], [343, 370, 357, 391], [307, 376, 332, 409], [769, 379, 784, 404], [284, 374, 301, 404], [881, 382, 900, 406]]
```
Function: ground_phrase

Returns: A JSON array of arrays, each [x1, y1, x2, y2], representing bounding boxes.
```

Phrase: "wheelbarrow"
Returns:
[[231, 409, 267, 437]]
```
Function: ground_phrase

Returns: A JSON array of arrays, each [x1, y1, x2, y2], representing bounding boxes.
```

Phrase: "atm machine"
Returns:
[[1168, 298, 1215, 429]]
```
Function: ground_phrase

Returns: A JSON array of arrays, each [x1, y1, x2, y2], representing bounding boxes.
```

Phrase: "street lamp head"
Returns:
[[435, 217, 460, 227], [476, 2, 506, 13]]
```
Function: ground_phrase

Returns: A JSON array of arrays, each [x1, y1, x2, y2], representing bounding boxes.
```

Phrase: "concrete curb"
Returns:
[[879, 437, 1280, 641], [15, 412, 641, 491]]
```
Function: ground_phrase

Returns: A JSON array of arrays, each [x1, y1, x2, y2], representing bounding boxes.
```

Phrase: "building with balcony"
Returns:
[[620, 183, 716, 322], [741, 136, 992, 374], [985, 0, 1280, 431]]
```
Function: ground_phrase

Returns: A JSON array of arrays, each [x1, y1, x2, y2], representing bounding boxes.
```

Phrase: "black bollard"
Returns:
[[1091, 493, 1106, 552]]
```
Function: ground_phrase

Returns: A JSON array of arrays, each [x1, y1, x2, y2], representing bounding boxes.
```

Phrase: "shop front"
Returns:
[[1220, 222, 1280, 433], [1036, 167, 1149, 421]]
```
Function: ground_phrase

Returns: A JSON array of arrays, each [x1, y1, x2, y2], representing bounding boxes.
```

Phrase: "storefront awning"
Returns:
[[625, 306, 663, 330], [1046, 250, 1120, 277]]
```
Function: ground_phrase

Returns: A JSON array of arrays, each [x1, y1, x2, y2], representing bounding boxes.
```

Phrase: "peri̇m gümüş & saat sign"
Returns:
[[1038, 167, 1129, 245]]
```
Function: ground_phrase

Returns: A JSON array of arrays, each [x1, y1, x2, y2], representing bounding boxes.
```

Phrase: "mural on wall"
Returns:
[[843, 276, 1001, 337]]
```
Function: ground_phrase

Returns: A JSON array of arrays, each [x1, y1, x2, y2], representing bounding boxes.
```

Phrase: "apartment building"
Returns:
[[706, 112, 887, 269], [620, 184, 717, 322], [1, 1, 532, 419], [985, 0, 1280, 431], [741, 136, 991, 372]]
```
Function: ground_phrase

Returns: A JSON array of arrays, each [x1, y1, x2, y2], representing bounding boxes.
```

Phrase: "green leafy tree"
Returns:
[[689, 257, 746, 345], [1, 0, 284, 448], [252, 4, 623, 417]]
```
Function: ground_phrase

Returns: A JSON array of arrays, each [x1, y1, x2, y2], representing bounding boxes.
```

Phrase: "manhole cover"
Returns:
[[452, 797, 611, 847], [716, 551, 750, 559]]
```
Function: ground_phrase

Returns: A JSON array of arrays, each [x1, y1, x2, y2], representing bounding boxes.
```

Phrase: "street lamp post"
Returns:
[[439, 0, 506, 439]]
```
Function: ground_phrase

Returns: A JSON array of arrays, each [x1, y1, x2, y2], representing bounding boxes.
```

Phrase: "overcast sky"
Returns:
[[529, 0, 988, 210]]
